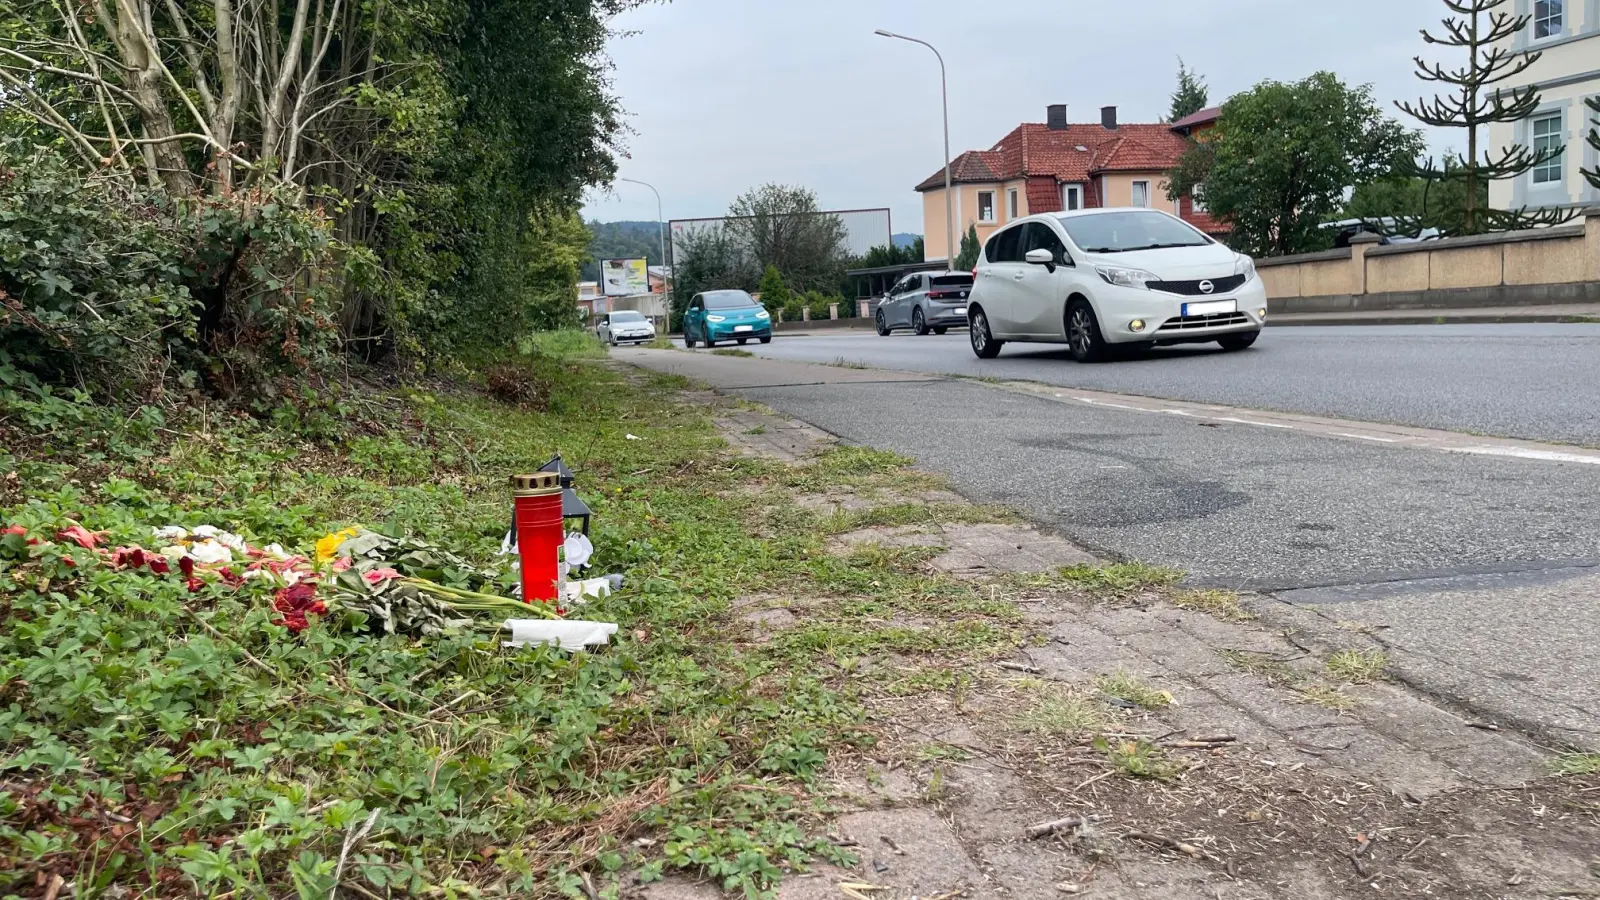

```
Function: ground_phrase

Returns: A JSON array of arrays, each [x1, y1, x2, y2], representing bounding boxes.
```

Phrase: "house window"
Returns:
[[1191, 184, 1208, 213], [977, 191, 996, 223], [1533, 0, 1562, 39], [1532, 112, 1564, 184], [1007, 188, 1019, 220], [1131, 180, 1150, 208], [1062, 184, 1082, 210]]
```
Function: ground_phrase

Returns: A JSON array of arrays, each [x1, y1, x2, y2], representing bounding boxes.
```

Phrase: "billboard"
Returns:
[[601, 258, 649, 296]]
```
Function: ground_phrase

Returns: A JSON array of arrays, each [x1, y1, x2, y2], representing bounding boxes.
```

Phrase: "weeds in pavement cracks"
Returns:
[[1040, 561, 1183, 598], [1218, 648, 1360, 710], [1095, 671, 1175, 710], [1169, 588, 1255, 622], [1550, 752, 1600, 776], [1324, 648, 1389, 683], [710, 348, 754, 357]]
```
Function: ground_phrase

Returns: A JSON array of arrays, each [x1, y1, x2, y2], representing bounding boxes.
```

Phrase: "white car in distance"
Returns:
[[595, 310, 657, 346], [966, 209, 1266, 362]]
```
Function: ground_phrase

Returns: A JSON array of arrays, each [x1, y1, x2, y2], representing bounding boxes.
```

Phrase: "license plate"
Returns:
[[1182, 299, 1236, 317], [955, 307, 968, 316], [734, 325, 753, 332]]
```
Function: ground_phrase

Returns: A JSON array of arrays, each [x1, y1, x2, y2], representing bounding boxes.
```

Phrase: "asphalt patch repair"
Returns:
[[642, 391, 1600, 900]]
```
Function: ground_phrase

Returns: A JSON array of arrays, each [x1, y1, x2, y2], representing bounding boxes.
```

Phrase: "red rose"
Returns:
[[179, 556, 195, 578], [57, 525, 105, 550], [148, 556, 171, 575]]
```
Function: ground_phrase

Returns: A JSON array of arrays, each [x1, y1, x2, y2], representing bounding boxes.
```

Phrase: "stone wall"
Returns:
[[1257, 208, 1600, 313]]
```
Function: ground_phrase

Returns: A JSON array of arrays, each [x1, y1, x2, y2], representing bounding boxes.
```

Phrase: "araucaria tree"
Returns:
[[1393, 0, 1578, 234], [1584, 97, 1600, 190]]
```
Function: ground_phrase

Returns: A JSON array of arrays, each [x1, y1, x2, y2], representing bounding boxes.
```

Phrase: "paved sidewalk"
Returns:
[[632, 393, 1599, 900], [615, 347, 1600, 750]]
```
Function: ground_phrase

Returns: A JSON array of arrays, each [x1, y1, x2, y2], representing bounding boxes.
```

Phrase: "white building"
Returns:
[[1487, 0, 1600, 212]]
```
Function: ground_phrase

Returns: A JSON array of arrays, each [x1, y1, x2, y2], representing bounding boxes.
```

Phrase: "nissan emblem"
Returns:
[[1199, 280, 1215, 294]]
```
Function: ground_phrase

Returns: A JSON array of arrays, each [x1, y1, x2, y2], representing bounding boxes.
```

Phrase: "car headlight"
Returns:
[[756, 309, 770, 319], [1095, 265, 1159, 290], [705, 315, 726, 323], [1234, 255, 1256, 281]]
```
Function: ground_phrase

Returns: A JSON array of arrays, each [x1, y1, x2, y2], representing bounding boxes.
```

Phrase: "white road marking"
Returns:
[[1447, 445, 1600, 465], [1331, 432, 1400, 443], [1216, 417, 1294, 429]]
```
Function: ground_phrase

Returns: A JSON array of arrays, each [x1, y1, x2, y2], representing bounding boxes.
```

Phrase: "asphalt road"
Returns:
[[740, 324, 1600, 447], [621, 347, 1600, 746]]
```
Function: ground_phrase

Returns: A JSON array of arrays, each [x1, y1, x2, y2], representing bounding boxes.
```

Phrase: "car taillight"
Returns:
[[929, 291, 948, 299]]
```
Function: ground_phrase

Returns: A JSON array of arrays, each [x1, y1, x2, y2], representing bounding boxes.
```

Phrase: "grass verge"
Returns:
[[0, 338, 897, 898]]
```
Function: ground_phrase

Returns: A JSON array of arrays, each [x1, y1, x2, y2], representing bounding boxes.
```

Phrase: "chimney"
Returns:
[[1046, 104, 1068, 131], [1101, 105, 1118, 130]]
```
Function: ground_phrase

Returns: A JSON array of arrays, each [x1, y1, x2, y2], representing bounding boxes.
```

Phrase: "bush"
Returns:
[[0, 141, 336, 400]]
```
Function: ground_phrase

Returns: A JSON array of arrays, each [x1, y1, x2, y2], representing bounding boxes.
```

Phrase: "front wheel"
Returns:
[[1066, 300, 1107, 363], [932, 326, 948, 335], [1218, 332, 1259, 352], [875, 310, 890, 336], [683, 330, 696, 349], [969, 307, 1003, 359], [759, 336, 772, 344], [737, 338, 748, 345], [912, 306, 929, 336]]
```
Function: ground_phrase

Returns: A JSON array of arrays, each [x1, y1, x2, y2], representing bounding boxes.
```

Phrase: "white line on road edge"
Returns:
[[1215, 417, 1295, 429], [1002, 380, 1600, 467], [1448, 446, 1600, 465]]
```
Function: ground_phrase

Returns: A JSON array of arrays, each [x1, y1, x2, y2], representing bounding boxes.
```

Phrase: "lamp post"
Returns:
[[616, 177, 669, 327], [874, 29, 953, 268]]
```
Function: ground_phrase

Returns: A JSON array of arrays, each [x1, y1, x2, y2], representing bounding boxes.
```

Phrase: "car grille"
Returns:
[[1156, 312, 1252, 332], [1147, 274, 1247, 296]]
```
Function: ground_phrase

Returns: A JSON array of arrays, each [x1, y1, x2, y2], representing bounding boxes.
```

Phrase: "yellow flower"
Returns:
[[315, 527, 362, 562]]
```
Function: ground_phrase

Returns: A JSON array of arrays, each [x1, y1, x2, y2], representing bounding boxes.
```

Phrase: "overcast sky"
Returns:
[[580, 0, 1454, 233]]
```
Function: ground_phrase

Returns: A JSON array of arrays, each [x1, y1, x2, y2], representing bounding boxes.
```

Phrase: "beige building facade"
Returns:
[[1487, 0, 1600, 211]]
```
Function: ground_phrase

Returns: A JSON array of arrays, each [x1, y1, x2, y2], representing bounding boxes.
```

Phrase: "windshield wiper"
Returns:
[[1080, 246, 1121, 253], [1114, 242, 1206, 252]]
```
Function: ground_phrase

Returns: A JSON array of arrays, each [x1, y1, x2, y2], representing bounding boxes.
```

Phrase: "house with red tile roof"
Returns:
[[915, 104, 1227, 262]]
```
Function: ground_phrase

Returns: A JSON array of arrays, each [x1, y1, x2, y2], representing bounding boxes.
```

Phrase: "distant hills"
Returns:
[[584, 220, 663, 282], [582, 222, 925, 280]]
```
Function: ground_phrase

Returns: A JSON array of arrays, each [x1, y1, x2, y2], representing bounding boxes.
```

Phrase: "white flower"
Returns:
[[213, 531, 247, 552], [261, 543, 292, 560], [153, 526, 189, 542], [187, 540, 233, 566], [159, 545, 189, 560], [191, 525, 222, 539]]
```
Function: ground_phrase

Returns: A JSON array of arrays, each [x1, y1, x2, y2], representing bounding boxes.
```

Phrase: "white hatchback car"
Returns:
[[595, 310, 657, 346], [967, 209, 1266, 362]]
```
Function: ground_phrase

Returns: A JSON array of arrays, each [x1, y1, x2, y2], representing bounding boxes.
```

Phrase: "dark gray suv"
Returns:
[[874, 271, 973, 336]]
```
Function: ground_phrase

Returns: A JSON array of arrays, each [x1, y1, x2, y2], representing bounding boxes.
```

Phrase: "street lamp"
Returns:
[[874, 29, 953, 269], [616, 177, 670, 327]]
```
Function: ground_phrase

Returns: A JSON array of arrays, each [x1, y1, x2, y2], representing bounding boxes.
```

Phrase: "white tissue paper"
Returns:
[[503, 619, 618, 651], [562, 577, 613, 604], [563, 533, 594, 568]]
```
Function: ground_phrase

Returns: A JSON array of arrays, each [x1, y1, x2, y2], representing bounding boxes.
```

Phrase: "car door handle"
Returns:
[[1012, 272, 1026, 281]]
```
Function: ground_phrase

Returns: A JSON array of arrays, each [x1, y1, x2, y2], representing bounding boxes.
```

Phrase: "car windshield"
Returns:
[[704, 291, 757, 310], [1057, 212, 1211, 253], [610, 311, 645, 322]]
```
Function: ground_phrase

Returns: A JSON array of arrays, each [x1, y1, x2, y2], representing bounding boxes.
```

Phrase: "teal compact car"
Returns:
[[682, 290, 773, 348]]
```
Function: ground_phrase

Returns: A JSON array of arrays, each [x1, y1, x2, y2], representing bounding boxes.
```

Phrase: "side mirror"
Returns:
[[1024, 248, 1057, 271]]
